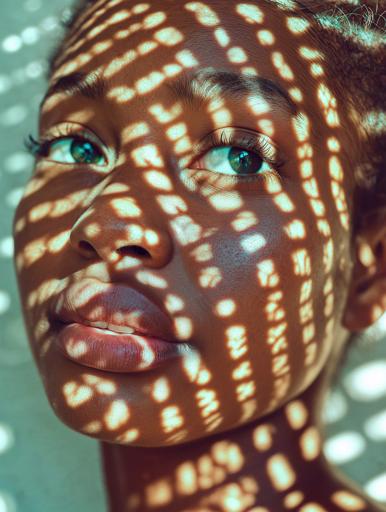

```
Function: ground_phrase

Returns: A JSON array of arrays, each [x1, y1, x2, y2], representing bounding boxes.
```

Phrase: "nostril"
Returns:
[[78, 240, 95, 254], [117, 246, 150, 258]]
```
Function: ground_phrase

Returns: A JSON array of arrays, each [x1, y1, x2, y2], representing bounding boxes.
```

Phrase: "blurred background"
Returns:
[[0, 1, 385, 511]]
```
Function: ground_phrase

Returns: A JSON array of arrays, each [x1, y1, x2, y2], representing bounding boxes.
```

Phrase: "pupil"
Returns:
[[71, 140, 100, 164], [229, 148, 263, 175]]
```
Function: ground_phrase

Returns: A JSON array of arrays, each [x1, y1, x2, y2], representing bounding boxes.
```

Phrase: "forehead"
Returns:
[[51, 0, 319, 84]]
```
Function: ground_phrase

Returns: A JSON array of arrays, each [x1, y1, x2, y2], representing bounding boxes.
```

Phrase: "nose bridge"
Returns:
[[69, 179, 174, 268]]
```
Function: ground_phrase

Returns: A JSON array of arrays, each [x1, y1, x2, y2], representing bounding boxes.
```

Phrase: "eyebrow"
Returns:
[[40, 68, 299, 117]]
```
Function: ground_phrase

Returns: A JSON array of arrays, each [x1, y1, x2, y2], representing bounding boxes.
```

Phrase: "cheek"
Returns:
[[180, 217, 340, 418]]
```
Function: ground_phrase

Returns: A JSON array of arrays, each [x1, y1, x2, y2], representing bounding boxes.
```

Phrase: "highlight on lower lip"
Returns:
[[54, 323, 188, 373]]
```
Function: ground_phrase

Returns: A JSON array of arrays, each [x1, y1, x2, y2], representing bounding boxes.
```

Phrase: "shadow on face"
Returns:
[[13, 0, 357, 447]]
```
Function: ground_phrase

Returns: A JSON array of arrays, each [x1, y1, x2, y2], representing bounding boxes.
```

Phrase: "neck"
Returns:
[[99, 357, 380, 512]]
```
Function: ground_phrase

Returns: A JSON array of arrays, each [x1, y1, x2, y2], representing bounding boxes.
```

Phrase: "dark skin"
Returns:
[[13, 0, 386, 510]]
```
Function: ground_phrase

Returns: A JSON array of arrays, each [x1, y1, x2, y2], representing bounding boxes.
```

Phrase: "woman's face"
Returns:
[[13, 0, 357, 446]]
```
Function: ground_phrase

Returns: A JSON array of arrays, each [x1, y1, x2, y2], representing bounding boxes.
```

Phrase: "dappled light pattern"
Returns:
[[12, 0, 386, 511]]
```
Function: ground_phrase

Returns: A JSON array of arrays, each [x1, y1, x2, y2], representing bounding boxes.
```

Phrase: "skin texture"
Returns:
[[13, 0, 386, 510]]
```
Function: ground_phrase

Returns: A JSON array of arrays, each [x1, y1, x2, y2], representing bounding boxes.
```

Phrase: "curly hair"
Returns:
[[48, 0, 385, 233]]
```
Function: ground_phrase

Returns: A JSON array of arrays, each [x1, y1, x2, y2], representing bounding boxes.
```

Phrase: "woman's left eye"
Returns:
[[193, 146, 272, 177], [42, 137, 105, 165]]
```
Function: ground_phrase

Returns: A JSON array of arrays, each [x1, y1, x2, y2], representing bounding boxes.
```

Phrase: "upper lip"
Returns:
[[49, 278, 180, 343]]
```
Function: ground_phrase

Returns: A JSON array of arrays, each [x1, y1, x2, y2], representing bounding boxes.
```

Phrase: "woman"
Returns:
[[13, 0, 386, 510]]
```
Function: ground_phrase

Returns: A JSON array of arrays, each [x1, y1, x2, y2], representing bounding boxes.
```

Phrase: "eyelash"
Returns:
[[24, 125, 105, 162], [24, 126, 285, 187]]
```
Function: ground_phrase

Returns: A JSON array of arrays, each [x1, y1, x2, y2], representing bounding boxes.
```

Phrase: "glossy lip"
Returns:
[[55, 322, 188, 373], [49, 278, 182, 344]]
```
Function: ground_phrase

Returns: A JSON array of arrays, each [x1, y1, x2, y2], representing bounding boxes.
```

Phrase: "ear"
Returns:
[[343, 215, 386, 332]]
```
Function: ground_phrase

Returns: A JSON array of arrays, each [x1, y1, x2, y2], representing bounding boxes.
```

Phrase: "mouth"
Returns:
[[53, 321, 190, 373], [49, 278, 184, 343], [74, 320, 137, 335], [48, 278, 192, 372]]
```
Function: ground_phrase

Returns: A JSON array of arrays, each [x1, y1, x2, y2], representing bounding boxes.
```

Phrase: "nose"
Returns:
[[69, 193, 174, 269]]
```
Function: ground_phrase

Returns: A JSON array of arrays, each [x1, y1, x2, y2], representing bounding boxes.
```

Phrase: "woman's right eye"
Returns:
[[41, 137, 106, 165], [25, 133, 106, 166]]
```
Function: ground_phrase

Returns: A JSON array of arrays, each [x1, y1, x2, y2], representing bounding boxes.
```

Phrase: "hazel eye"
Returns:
[[45, 137, 105, 165], [194, 146, 272, 176]]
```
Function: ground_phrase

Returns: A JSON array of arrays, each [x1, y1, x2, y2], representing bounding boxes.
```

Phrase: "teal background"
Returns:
[[0, 1, 385, 511]]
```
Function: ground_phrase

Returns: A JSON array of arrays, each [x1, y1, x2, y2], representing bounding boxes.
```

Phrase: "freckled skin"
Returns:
[[12, 0, 386, 511]]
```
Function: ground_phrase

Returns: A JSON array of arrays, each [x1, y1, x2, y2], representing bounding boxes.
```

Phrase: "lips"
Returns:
[[49, 278, 180, 343]]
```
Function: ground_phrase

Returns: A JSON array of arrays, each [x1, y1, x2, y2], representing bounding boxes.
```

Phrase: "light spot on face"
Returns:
[[64, 339, 88, 358], [256, 259, 280, 288], [209, 190, 243, 211], [247, 95, 271, 116], [284, 400, 308, 430], [286, 17, 310, 34], [154, 26, 184, 46], [185, 2, 220, 26], [82, 420, 102, 433], [152, 376, 171, 402], [196, 387, 220, 419], [175, 48, 199, 67], [292, 112, 310, 142], [231, 210, 259, 232], [143, 11, 167, 29], [161, 405, 184, 433], [104, 399, 130, 430], [292, 249, 311, 277], [257, 29, 275, 45], [272, 52, 294, 81], [240, 233, 266, 254], [157, 194, 187, 216], [144, 171, 173, 193], [235, 3, 264, 24], [132, 3, 151, 15], [82, 374, 117, 394], [310, 63, 324, 77], [63, 381, 93, 408], [171, 214, 203, 246], [131, 143, 164, 167], [317, 83, 340, 127], [214, 27, 230, 47], [174, 315, 193, 340], [227, 46, 248, 63], [284, 219, 306, 240], [136, 70, 165, 94], [226, 325, 248, 360], [107, 86, 136, 103], [215, 298, 237, 317], [116, 428, 139, 443], [288, 87, 303, 103]]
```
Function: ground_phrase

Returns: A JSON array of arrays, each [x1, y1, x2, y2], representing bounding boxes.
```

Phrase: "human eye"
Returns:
[[182, 128, 286, 192], [24, 124, 107, 166]]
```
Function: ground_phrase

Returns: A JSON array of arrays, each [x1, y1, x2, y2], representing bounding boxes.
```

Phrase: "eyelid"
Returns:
[[38, 122, 110, 164], [181, 127, 284, 169]]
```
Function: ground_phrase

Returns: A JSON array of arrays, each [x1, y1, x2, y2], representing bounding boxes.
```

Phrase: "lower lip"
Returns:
[[54, 323, 186, 373]]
